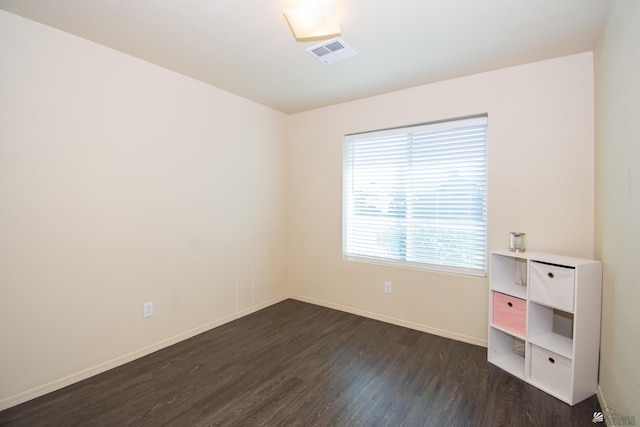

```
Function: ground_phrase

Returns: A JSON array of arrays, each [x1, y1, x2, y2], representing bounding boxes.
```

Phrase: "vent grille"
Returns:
[[306, 38, 357, 65], [325, 40, 344, 52], [311, 47, 331, 57]]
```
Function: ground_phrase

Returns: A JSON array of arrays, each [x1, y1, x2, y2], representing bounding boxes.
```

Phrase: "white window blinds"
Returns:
[[343, 116, 488, 276]]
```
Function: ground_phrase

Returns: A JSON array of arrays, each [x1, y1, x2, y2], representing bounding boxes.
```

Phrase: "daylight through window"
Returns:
[[343, 115, 488, 276]]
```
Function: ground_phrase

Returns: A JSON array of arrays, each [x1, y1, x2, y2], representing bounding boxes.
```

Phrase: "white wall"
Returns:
[[287, 53, 595, 345], [0, 10, 288, 409], [594, 0, 640, 417]]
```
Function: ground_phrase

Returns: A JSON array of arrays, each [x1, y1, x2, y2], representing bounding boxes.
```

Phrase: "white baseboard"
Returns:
[[0, 295, 288, 411], [597, 384, 610, 424], [289, 294, 488, 348]]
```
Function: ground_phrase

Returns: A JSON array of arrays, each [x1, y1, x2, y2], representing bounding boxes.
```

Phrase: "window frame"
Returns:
[[342, 115, 488, 277]]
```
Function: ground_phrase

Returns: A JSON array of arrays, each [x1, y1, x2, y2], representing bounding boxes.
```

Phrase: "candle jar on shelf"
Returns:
[[509, 232, 526, 253]]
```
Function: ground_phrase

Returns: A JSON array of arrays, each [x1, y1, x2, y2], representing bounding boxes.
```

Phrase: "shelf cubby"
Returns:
[[488, 327, 525, 379], [489, 252, 527, 299], [528, 303, 574, 359]]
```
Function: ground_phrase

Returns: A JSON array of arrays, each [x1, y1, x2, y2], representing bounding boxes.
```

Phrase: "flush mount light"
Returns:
[[283, 0, 341, 41]]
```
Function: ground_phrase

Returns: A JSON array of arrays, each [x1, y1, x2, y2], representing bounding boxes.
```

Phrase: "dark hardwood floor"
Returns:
[[1, 299, 601, 426]]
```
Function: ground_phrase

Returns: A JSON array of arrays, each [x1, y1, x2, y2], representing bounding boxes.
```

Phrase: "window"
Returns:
[[343, 115, 488, 276]]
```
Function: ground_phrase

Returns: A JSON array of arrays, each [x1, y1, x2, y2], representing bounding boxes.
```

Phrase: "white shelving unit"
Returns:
[[487, 249, 602, 406]]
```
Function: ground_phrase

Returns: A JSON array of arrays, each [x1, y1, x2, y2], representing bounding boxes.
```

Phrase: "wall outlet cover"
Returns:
[[143, 301, 154, 318], [384, 282, 392, 294]]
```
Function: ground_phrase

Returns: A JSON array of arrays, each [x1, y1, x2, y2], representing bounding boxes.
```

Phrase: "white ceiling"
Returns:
[[0, 0, 612, 114]]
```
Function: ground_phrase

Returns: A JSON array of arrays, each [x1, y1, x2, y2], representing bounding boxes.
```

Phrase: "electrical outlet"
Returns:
[[143, 301, 153, 318], [384, 281, 392, 294]]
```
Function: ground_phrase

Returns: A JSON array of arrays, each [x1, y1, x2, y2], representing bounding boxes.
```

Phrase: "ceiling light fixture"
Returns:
[[283, 0, 341, 42]]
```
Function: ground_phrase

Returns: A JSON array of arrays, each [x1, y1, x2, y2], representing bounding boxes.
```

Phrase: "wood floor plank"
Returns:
[[0, 299, 601, 426]]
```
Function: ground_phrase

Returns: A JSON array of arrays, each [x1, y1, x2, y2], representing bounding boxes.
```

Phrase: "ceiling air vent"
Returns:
[[306, 38, 357, 65]]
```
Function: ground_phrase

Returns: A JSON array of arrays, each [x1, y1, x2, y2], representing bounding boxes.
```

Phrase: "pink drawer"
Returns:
[[492, 292, 526, 337]]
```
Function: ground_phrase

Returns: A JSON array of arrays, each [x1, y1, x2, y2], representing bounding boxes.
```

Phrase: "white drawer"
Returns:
[[529, 261, 575, 311], [530, 345, 572, 398]]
